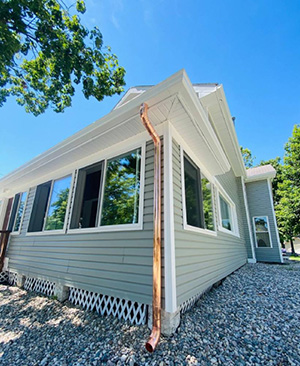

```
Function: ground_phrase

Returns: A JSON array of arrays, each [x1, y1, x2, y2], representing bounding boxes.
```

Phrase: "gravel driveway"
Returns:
[[0, 262, 299, 366]]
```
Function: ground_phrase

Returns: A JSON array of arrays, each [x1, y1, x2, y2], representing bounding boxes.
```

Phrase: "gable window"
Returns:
[[13, 192, 27, 232], [253, 216, 272, 247], [101, 148, 141, 226], [183, 153, 214, 232], [28, 175, 72, 233]]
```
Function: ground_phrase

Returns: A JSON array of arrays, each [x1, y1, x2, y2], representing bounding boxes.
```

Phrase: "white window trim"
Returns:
[[10, 191, 29, 236], [180, 146, 217, 237], [26, 172, 75, 236], [253, 215, 273, 248], [215, 183, 240, 238], [67, 142, 146, 234]]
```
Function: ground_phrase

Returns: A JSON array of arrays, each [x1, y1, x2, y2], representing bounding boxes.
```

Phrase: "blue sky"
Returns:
[[1, 0, 300, 177]]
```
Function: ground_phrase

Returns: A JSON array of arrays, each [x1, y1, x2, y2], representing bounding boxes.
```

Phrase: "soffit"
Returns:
[[200, 86, 247, 178]]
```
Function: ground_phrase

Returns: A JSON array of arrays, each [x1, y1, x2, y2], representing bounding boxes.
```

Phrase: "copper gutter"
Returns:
[[139, 103, 161, 353]]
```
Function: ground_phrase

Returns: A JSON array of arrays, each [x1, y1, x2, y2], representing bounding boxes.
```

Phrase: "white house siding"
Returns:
[[173, 139, 247, 307], [246, 180, 282, 263], [6, 140, 163, 306]]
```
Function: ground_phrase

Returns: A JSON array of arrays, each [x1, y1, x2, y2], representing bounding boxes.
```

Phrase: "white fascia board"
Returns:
[[215, 86, 247, 178], [245, 171, 276, 183], [0, 70, 187, 192], [177, 71, 231, 174]]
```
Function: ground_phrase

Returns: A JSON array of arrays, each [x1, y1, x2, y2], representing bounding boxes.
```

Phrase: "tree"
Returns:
[[275, 125, 300, 254], [0, 0, 125, 115], [259, 157, 283, 207], [240, 146, 255, 168], [276, 179, 299, 254]]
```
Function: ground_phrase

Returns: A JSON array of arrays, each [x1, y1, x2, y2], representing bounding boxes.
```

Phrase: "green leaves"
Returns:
[[0, 0, 125, 115], [241, 146, 255, 169], [274, 125, 300, 245]]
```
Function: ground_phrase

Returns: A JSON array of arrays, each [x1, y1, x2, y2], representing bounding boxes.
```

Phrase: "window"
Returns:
[[183, 154, 214, 231], [101, 148, 141, 226], [217, 189, 239, 236], [70, 147, 142, 230], [70, 162, 103, 229], [28, 176, 72, 233], [44, 176, 72, 231], [13, 192, 27, 232], [253, 216, 272, 247], [8, 193, 21, 231], [219, 195, 232, 231]]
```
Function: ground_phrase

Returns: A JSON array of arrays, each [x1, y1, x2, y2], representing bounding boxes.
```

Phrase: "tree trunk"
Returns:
[[290, 238, 296, 255]]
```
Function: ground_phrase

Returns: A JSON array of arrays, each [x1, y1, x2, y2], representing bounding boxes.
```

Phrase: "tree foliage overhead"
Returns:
[[240, 146, 255, 169], [0, 0, 126, 115]]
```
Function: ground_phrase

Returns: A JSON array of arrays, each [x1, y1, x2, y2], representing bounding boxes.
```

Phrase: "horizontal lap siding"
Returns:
[[173, 140, 247, 307], [7, 140, 161, 305], [246, 180, 281, 263]]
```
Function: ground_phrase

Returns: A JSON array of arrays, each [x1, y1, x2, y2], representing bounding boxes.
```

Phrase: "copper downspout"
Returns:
[[140, 103, 161, 353]]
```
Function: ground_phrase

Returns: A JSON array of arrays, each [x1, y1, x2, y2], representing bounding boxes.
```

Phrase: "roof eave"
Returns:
[[245, 171, 276, 182]]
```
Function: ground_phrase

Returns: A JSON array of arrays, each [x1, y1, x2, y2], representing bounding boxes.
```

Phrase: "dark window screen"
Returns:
[[70, 162, 103, 229], [184, 156, 204, 228], [80, 170, 101, 228], [28, 181, 51, 232]]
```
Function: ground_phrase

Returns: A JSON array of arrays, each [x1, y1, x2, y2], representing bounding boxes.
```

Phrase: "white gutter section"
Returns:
[[241, 177, 256, 263], [245, 171, 276, 183]]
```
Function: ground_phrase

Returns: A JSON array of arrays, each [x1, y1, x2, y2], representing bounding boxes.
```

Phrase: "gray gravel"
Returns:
[[0, 262, 299, 366]]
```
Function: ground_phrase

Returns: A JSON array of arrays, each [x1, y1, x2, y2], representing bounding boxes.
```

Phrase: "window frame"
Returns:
[[216, 184, 240, 237], [67, 142, 146, 234], [181, 148, 216, 237], [26, 173, 75, 236], [253, 215, 273, 248], [10, 191, 29, 235]]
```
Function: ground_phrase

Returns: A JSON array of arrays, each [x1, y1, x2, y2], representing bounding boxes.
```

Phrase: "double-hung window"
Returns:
[[28, 175, 72, 233], [183, 153, 215, 232], [253, 216, 272, 247], [217, 190, 239, 236], [70, 147, 142, 230]]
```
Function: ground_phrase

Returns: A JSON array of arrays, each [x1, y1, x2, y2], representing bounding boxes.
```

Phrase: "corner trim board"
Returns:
[[163, 122, 177, 313]]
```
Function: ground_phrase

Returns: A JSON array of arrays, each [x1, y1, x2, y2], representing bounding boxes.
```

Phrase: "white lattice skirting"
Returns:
[[69, 287, 147, 325], [8, 272, 17, 286], [0, 271, 8, 283], [180, 292, 203, 314], [24, 277, 55, 296]]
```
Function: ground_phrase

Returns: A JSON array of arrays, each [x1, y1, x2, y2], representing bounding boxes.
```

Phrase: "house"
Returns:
[[0, 70, 282, 351]]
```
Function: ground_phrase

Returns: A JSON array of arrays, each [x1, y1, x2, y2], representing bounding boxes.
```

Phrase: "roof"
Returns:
[[0, 69, 247, 197], [246, 164, 276, 182], [114, 83, 220, 110]]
